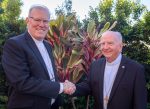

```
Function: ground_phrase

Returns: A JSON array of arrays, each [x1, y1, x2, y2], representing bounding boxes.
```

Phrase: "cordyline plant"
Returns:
[[47, 14, 117, 82], [47, 15, 84, 83], [47, 14, 117, 109], [78, 20, 117, 75]]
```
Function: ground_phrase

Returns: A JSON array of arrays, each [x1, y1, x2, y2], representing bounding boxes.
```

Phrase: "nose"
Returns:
[[39, 21, 45, 26], [101, 43, 108, 50], [104, 43, 108, 48]]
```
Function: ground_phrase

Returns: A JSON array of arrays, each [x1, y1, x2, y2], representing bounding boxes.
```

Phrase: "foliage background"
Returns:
[[0, 0, 150, 108]]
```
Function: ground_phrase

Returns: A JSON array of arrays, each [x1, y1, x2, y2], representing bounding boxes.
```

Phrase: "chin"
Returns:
[[36, 33, 46, 37]]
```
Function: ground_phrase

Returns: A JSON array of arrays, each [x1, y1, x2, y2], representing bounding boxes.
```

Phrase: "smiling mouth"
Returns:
[[103, 50, 111, 53], [36, 29, 46, 32], [103, 51, 112, 55]]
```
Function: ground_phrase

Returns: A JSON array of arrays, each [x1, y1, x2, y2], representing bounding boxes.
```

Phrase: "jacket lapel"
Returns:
[[108, 56, 127, 103], [25, 32, 50, 79], [43, 41, 59, 81], [99, 59, 106, 105]]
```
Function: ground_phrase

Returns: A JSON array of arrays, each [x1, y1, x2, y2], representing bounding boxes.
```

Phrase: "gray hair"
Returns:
[[102, 31, 123, 43], [28, 4, 50, 19]]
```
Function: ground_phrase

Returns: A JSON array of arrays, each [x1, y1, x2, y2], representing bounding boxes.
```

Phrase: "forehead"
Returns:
[[30, 8, 49, 19], [101, 33, 117, 42]]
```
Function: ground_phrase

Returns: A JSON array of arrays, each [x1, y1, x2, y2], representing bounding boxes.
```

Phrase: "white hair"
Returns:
[[102, 31, 123, 43], [28, 4, 50, 19]]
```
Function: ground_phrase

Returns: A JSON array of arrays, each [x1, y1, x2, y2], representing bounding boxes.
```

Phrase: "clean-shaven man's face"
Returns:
[[100, 32, 123, 62], [26, 8, 50, 41]]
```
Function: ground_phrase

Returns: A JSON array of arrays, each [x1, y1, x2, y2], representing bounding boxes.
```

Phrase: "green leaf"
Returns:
[[108, 21, 117, 30], [87, 20, 96, 37], [100, 22, 110, 33], [70, 66, 84, 83], [67, 49, 82, 68]]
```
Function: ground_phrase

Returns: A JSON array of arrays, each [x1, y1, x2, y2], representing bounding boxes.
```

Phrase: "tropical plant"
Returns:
[[47, 14, 83, 83], [47, 14, 117, 82], [47, 14, 117, 109]]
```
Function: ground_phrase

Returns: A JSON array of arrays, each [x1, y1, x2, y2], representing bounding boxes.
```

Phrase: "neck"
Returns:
[[107, 58, 115, 63], [106, 54, 120, 63]]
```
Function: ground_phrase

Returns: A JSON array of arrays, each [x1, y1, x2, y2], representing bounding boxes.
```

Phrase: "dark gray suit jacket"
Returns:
[[75, 56, 147, 109], [2, 31, 61, 109]]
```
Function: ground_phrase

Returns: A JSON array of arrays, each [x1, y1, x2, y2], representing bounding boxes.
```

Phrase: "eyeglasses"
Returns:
[[29, 17, 50, 25]]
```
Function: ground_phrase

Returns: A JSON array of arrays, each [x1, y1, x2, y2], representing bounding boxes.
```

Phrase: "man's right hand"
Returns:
[[63, 80, 76, 95]]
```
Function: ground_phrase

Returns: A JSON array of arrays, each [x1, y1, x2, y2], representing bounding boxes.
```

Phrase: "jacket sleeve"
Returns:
[[133, 65, 147, 109]]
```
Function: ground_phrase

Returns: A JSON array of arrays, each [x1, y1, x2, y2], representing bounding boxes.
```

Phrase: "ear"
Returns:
[[119, 43, 123, 52], [25, 17, 29, 24]]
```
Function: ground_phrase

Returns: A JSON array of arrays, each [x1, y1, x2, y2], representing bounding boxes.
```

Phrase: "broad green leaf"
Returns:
[[87, 20, 96, 37], [108, 21, 117, 30], [100, 22, 110, 34], [70, 66, 84, 83], [67, 49, 82, 68]]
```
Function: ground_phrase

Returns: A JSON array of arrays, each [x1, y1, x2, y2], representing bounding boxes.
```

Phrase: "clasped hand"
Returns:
[[63, 80, 76, 95]]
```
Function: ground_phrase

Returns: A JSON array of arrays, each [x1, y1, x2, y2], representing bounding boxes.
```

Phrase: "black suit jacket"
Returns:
[[75, 56, 147, 109], [2, 32, 61, 109]]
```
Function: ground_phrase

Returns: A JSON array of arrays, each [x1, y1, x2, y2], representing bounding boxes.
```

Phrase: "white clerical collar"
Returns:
[[28, 30, 43, 44], [106, 54, 122, 66], [32, 37, 43, 45]]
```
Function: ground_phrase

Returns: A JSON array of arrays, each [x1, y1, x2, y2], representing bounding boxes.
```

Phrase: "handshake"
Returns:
[[63, 80, 76, 95]]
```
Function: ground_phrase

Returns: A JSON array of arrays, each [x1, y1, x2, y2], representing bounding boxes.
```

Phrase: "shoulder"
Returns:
[[6, 32, 25, 43], [89, 57, 105, 70], [123, 56, 144, 70], [43, 39, 53, 48], [43, 39, 51, 45], [92, 57, 105, 65], [3, 32, 26, 50]]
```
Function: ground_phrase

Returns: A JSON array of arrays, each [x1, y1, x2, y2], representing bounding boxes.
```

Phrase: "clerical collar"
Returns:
[[106, 54, 122, 66], [32, 37, 43, 45]]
